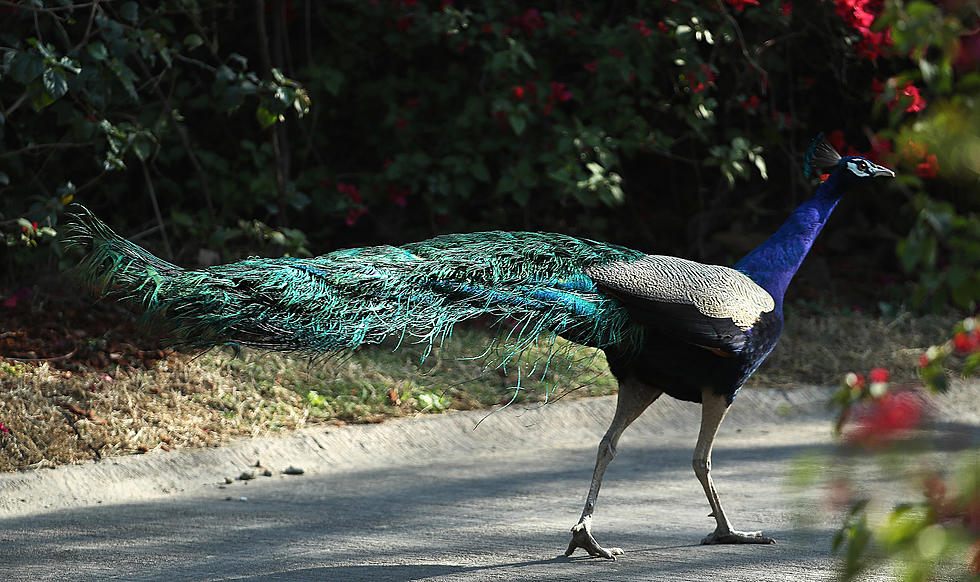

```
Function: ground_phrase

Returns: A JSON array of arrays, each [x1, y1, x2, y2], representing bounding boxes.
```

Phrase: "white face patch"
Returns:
[[844, 158, 894, 178]]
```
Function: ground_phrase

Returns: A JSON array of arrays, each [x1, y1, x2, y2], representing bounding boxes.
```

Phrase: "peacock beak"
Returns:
[[872, 163, 895, 178]]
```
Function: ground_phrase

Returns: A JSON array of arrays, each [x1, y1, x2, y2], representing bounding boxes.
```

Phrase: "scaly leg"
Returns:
[[565, 378, 662, 559], [694, 390, 775, 545]]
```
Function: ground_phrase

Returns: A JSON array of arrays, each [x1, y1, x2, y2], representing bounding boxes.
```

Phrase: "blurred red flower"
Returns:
[[847, 391, 924, 449], [890, 81, 927, 113], [869, 367, 889, 384], [916, 154, 939, 179], [953, 331, 980, 353]]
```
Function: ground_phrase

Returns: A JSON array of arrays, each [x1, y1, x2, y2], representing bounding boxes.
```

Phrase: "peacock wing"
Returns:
[[584, 255, 775, 355]]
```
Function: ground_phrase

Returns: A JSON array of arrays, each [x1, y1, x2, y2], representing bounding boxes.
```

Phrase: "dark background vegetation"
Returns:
[[0, 0, 977, 313]]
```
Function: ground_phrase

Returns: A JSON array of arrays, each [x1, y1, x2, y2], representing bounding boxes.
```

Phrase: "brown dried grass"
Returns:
[[0, 310, 960, 472]]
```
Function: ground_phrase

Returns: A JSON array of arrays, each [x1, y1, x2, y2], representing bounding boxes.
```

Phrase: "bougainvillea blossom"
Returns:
[[725, 0, 760, 12]]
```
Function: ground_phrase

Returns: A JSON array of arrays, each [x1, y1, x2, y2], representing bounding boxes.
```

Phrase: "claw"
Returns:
[[701, 529, 776, 545], [565, 521, 624, 559]]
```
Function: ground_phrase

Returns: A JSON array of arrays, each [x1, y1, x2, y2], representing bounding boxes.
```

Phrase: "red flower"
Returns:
[[514, 8, 544, 36], [739, 94, 761, 112], [893, 82, 927, 113], [511, 85, 525, 100], [919, 352, 931, 369], [725, 0, 760, 12], [583, 60, 598, 73], [345, 207, 368, 227], [657, 21, 669, 34], [387, 184, 410, 207], [953, 331, 979, 353], [916, 154, 939, 179], [395, 117, 408, 129], [480, 23, 494, 35], [870, 77, 885, 96], [835, 0, 892, 61], [847, 391, 924, 449], [0, 421, 10, 435], [337, 182, 361, 204], [869, 367, 889, 384], [608, 47, 624, 58], [572, 12, 582, 21], [632, 19, 653, 37], [549, 81, 573, 102], [404, 97, 419, 108], [781, 2, 793, 15]]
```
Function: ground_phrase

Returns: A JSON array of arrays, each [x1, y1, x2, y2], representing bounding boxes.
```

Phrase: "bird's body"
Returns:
[[68, 136, 894, 559]]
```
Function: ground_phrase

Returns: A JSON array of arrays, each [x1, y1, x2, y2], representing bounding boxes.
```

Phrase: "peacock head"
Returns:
[[804, 134, 895, 185]]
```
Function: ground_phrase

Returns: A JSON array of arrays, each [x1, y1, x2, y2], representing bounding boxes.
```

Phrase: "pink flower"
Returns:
[[514, 8, 544, 36], [725, 0, 760, 12], [0, 421, 10, 435], [835, 0, 892, 61], [549, 81, 572, 102], [387, 184, 410, 207]]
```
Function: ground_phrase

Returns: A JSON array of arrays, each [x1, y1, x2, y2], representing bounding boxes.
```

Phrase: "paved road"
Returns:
[[1, 386, 976, 581]]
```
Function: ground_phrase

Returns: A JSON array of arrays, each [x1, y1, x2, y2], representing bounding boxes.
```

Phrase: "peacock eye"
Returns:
[[856, 161, 868, 172]]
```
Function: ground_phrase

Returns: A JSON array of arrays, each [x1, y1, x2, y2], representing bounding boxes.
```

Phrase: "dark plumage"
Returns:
[[67, 135, 894, 559]]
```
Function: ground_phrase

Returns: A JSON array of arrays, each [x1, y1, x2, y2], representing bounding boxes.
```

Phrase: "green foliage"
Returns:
[[897, 197, 980, 312], [823, 318, 980, 581], [0, 0, 976, 314]]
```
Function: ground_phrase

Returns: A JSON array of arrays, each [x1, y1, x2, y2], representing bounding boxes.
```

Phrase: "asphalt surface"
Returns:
[[1, 385, 976, 581]]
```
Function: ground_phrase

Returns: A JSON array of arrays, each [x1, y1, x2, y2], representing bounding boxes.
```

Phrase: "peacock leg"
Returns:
[[694, 391, 775, 545], [565, 378, 662, 559]]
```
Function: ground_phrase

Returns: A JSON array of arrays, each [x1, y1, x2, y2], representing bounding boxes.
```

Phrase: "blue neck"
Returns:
[[734, 171, 849, 309]]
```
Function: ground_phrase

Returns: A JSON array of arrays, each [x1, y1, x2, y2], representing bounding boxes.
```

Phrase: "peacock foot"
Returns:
[[701, 529, 776, 545], [564, 519, 624, 559]]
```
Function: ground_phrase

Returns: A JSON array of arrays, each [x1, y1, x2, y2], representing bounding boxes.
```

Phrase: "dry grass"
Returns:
[[0, 309, 960, 472]]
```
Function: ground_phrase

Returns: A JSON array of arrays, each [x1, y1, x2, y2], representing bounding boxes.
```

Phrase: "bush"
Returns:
[[0, 1, 976, 310]]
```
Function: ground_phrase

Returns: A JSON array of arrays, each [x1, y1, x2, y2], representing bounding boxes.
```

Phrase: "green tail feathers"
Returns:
[[66, 206, 645, 369]]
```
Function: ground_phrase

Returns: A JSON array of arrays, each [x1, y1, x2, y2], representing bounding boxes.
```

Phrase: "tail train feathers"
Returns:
[[66, 206, 645, 369]]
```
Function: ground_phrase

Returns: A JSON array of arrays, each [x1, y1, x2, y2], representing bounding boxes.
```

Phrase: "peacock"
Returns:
[[67, 135, 894, 559]]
